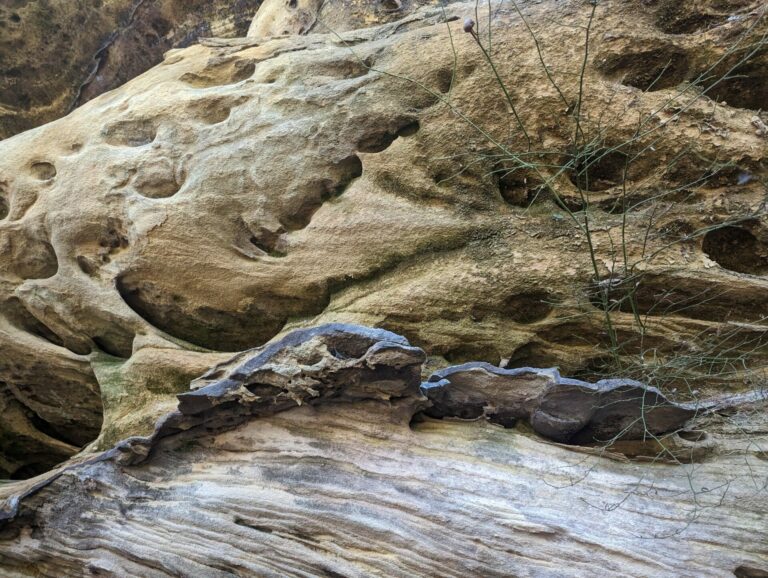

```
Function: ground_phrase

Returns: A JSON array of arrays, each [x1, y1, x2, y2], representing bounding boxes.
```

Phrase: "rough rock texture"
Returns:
[[247, 0, 440, 38], [0, 0, 263, 140], [1, 324, 767, 576], [0, 0, 766, 489]]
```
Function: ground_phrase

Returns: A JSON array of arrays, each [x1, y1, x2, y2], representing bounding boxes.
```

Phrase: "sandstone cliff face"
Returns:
[[0, 0, 767, 573], [0, 0, 765, 478], [0, 0, 262, 140]]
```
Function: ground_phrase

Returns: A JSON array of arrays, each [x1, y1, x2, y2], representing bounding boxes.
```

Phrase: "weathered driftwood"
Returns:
[[1, 325, 767, 577]]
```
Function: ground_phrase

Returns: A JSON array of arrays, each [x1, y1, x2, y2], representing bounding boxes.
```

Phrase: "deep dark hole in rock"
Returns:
[[396, 120, 420, 137], [357, 118, 419, 153], [497, 169, 544, 208], [505, 341, 561, 369], [570, 149, 628, 192], [0, 376, 104, 480], [248, 224, 287, 257], [703, 226, 768, 276], [380, 0, 402, 12], [444, 343, 501, 365], [10, 462, 51, 480], [705, 52, 768, 111]]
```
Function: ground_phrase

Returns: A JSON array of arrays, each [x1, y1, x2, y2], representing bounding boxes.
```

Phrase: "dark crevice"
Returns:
[[3, 297, 67, 349], [0, 188, 8, 220], [734, 565, 768, 578], [505, 341, 562, 369], [234, 517, 274, 533], [497, 169, 544, 207], [10, 462, 53, 480], [444, 345, 500, 366], [500, 291, 555, 324], [655, 0, 721, 34], [677, 430, 708, 443], [588, 273, 768, 322], [357, 118, 419, 153], [249, 227, 287, 257], [92, 335, 132, 359]]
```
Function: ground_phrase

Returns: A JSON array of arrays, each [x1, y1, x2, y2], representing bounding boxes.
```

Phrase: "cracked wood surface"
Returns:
[[1, 324, 766, 577]]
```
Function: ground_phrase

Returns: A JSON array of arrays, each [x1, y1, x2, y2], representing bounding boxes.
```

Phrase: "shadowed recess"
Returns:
[[115, 275, 287, 351]]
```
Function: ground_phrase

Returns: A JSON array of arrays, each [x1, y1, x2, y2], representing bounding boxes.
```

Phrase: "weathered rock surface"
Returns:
[[1, 324, 766, 576], [0, 0, 767, 492], [0, 0, 263, 140]]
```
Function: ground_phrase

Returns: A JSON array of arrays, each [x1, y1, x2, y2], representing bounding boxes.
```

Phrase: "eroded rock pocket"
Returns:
[[703, 225, 768, 276], [30, 161, 56, 181], [116, 275, 287, 351], [180, 58, 256, 89], [569, 148, 628, 192], [102, 119, 157, 147], [704, 50, 768, 110], [597, 46, 690, 91], [282, 154, 363, 230]]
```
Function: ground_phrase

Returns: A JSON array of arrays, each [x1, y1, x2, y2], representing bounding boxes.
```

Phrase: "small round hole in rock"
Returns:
[[497, 169, 544, 207], [30, 162, 57, 181]]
